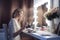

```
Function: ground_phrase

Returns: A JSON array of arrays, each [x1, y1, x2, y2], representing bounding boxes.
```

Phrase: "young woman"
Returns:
[[8, 9, 25, 40]]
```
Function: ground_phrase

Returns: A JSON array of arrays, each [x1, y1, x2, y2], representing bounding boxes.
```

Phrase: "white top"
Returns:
[[8, 18, 21, 40]]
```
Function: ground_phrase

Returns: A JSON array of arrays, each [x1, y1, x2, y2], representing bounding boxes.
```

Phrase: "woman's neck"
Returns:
[[14, 17, 19, 21]]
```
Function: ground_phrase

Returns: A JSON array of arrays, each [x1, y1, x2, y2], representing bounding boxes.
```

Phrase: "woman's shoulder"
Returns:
[[9, 18, 15, 24]]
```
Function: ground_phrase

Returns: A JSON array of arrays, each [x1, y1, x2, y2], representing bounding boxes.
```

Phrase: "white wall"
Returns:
[[53, 0, 59, 8], [50, 0, 59, 8]]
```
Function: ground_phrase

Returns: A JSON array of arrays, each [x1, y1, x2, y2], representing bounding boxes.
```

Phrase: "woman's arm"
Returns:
[[9, 20, 26, 38], [13, 26, 25, 37], [13, 22, 27, 37]]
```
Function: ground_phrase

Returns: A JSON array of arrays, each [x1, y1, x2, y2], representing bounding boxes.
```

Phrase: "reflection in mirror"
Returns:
[[33, 0, 50, 31]]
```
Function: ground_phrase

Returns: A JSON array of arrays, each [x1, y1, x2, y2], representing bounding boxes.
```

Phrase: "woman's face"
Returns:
[[19, 11, 24, 20]]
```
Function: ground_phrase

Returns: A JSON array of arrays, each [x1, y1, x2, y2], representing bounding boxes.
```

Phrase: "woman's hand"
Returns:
[[21, 21, 28, 30]]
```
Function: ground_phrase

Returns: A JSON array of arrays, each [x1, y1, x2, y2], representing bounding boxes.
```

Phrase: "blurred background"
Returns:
[[0, 0, 60, 40]]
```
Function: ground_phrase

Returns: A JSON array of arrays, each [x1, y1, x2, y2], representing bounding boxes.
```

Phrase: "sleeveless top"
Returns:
[[8, 18, 21, 40]]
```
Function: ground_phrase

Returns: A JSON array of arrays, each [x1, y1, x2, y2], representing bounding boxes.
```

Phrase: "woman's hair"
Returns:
[[12, 9, 22, 18]]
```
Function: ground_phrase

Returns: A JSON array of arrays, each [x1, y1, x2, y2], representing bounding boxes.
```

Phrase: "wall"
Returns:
[[0, 0, 3, 27], [0, 0, 12, 28], [0, 0, 33, 28]]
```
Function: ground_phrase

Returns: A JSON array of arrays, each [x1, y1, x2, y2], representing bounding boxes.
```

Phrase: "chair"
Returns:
[[0, 24, 8, 40]]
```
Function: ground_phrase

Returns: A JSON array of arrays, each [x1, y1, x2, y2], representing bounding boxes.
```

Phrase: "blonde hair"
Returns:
[[12, 8, 23, 18]]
